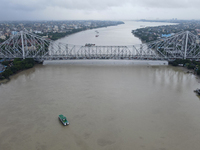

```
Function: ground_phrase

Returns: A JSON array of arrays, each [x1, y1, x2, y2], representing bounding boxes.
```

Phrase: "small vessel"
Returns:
[[58, 114, 69, 126], [194, 88, 200, 95], [95, 35, 99, 37]]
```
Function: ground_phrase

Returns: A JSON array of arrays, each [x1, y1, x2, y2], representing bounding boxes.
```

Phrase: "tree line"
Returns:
[[0, 58, 35, 80], [169, 59, 200, 75]]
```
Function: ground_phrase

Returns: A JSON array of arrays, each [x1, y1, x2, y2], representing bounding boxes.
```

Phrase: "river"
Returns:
[[57, 21, 175, 46], [1, 21, 200, 150]]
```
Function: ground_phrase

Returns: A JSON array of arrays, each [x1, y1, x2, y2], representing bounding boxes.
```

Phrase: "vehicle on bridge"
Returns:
[[85, 43, 95, 47]]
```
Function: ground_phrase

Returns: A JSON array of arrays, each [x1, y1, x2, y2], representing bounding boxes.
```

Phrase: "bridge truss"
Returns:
[[0, 30, 200, 61]]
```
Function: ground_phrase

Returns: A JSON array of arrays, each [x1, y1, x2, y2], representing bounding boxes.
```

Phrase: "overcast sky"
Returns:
[[0, 0, 200, 21]]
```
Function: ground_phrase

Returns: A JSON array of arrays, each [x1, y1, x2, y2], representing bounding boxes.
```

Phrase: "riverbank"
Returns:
[[169, 60, 200, 86], [169, 59, 200, 75], [0, 58, 36, 82], [0, 78, 9, 84], [38, 21, 124, 41], [132, 20, 200, 43]]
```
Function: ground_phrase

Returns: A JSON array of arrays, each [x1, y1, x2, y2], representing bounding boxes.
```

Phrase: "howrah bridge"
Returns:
[[0, 30, 200, 61]]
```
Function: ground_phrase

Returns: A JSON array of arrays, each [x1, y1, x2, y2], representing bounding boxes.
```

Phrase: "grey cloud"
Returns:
[[0, 0, 49, 11], [136, 0, 200, 9], [0, 0, 123, 11], [0, 0, 199, 14], [41, 0, 125, 10], [0, 0, 200, 20], [3, 0, 200, 11]]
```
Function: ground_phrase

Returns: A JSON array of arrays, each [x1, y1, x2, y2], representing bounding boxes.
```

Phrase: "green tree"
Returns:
[[1, 61, 10, 66], [2, 69, 13, 79]]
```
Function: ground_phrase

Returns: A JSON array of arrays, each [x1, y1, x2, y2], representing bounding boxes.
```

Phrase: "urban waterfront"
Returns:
[[1, 21, 200, 150]]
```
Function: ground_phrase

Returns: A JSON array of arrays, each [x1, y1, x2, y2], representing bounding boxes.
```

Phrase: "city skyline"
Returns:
[[1, 0, 200, 21]]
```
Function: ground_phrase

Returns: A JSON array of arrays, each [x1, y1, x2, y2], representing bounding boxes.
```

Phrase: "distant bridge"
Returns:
[[0, 30, 200, 61]]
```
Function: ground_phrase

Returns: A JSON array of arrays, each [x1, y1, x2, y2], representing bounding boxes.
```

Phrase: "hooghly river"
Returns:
[[57, 21, 176, 46], [1, 21, 200, 150]]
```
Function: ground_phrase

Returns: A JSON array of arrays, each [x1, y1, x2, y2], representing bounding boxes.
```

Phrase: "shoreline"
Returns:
[[0, 64, 39, 85], [49, 22, 124, 41], [0, 78, 9, 84], [172, 65, 200, 82], [55, 24, 124, 42], [0, 61, 39, 85]]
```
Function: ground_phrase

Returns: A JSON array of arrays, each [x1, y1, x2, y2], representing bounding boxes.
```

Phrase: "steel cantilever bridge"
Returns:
[[1, 30, 200, 61]]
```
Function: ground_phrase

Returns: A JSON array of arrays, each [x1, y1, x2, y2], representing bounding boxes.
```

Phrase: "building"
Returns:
[[161, 34, 171, 38], [11, 31, 18, 35], [0, 35, 6, 40], [34, 31, 42, 34]]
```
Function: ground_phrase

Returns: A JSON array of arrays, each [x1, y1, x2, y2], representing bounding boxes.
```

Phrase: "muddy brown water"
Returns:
[[0, 63, 200, 150]]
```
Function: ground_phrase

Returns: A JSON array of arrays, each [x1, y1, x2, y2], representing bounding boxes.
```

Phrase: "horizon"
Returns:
[[0, 19, 200, 22]]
